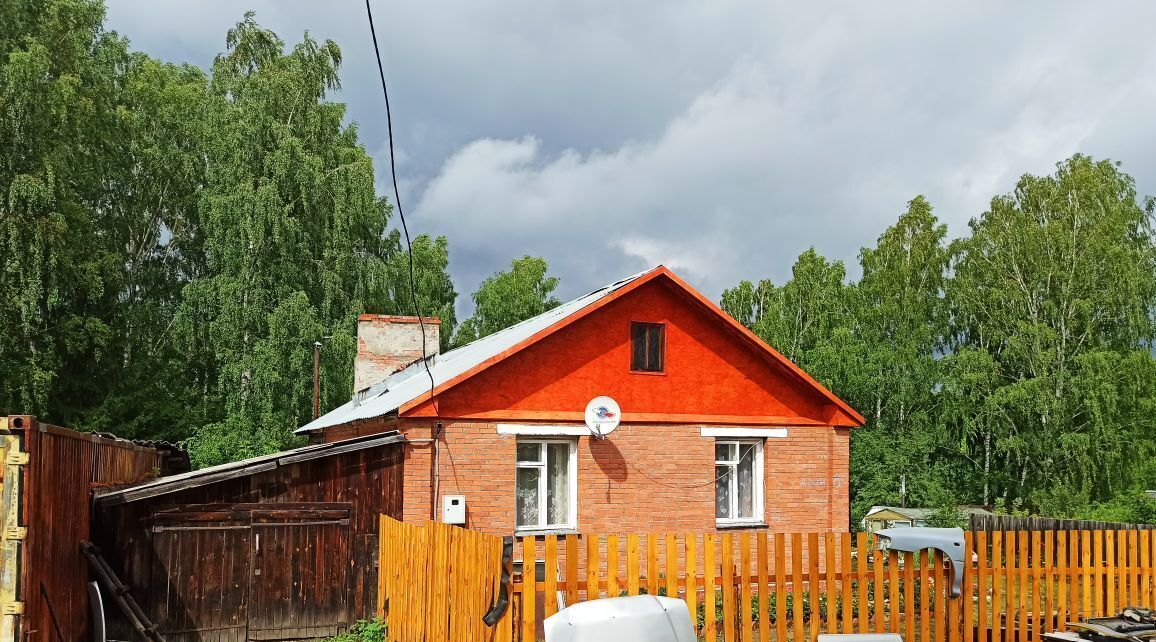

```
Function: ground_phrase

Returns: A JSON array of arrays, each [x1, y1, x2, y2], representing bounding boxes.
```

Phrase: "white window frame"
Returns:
[[515, 439, 578, 532], [714, 438, 765, 526]]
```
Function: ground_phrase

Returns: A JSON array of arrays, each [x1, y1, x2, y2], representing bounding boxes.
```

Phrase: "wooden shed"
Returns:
[[92, 431, 405, 642]]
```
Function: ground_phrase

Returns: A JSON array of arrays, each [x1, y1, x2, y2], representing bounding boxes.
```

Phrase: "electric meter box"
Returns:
[[442, 495, 466, 524]]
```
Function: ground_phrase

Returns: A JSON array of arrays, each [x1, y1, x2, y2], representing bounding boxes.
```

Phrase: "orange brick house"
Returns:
[[298, 266, 864, 537]]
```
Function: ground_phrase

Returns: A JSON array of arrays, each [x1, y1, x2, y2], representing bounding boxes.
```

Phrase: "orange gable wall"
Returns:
[[406, 279, 843, 425]]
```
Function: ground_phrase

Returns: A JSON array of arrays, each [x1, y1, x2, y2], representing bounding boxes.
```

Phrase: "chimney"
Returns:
[[354, 315, 441, 393]]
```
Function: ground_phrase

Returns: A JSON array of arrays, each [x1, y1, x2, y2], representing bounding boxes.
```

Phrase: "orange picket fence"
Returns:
[[377, 523, 1156, 642], [511, 529, 1156, 642], [377, 516, 515, 642]]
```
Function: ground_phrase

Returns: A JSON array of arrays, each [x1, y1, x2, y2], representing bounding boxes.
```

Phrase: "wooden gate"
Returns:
[[150, 503, 353, 641], [377, 517, 513, 642]]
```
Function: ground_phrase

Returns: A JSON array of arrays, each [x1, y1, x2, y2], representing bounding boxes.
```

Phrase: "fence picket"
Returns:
[[627, 534, 640, 596], [919, 549, 931, 642], [1141, 530, 1152, 608], [858, 532, 870, 635], [723, 533, 737, 642], [841, 533, 853, 634], [775, 533, 787, 642], [706, 533, 718, 642], [524, 537, 537, 642], [1021, 532, 1031, 642], [742, 532, 754, 642], [1093, 530, 1103, 616], [1044, 532, 1054, 635], [904, 550, 916, 642], [810, 532, 822, 641], [1105, 529, 1114, 615], [873, 534, 885, 633], [888, 549, 901, 634], [936, 552, 947, 642], [978, 531, 989, 642], [587, 534, 601, 601], [687, 533, 700, 639], [668, 534, 679, 599], [825, 532, 837, 636], [1056, 531, 1067, 631], [544, 536, 558, 619], [758, 533, 769, 642], [963, 531, 974, 642], [648, 534, 659, 596], [607, 535, 620, 598], [566, 534, 579, 605], [1031, 531, 1041, 642], [791, 532, 805, 641]]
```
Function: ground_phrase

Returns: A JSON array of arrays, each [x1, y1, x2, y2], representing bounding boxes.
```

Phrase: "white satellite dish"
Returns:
[[584, 396, 621, 439]]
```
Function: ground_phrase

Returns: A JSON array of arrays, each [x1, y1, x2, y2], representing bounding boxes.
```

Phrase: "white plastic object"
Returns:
[[544, 595, 696, 642], [442, 495, 466, 524]]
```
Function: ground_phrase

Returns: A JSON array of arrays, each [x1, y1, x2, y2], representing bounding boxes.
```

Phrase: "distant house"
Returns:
[[301, 265, 866, 536], [861, 505, 993, 532]]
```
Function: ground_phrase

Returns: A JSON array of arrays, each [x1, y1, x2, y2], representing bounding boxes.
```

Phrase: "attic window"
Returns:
[[631, 322, 665, 372]]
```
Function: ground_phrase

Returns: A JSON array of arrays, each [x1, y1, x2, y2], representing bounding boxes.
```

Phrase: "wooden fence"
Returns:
[[512, 529, 1156, 642], [378, 516, 514, 642], [971, 514, 1156, 533]]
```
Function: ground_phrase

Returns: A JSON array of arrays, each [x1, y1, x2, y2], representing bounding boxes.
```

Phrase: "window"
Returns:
[[516, 440, 577, 530], [715, 440, 764, 524], [631, 322, 665, 372]]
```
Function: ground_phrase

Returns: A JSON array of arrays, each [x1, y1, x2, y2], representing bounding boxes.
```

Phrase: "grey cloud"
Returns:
[[105, 1, 1156, 312]]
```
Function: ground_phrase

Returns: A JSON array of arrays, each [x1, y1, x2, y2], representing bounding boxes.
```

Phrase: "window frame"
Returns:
[[630, 321, 666, 373], [515, 439, 578, 533], [714, 438, 765, 526]]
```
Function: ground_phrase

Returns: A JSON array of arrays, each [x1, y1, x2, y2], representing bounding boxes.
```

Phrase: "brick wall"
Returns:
[[393, 420, 850, 536]]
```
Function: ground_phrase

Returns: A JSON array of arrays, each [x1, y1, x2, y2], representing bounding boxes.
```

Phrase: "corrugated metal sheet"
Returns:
[[297, 267, 658, 433]]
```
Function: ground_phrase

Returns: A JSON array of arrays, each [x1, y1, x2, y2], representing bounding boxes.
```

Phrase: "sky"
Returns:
[[105, 1, 1156, 316]]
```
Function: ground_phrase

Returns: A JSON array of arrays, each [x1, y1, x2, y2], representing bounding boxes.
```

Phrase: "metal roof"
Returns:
[[864, 505, 994, 521], [296, 267, 660, 433], [94, 431, 404, 506]]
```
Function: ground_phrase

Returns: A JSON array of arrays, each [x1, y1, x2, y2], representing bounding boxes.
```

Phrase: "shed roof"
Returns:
[[864, 505, 994, 521], [94, 431, 403, 506], [298, 265, 866, 433]]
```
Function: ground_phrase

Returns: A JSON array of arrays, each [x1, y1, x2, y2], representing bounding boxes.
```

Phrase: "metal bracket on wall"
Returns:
[[1, 529, 23, 543], [3, 453, 26, 467], [0, 604, 22, 616]]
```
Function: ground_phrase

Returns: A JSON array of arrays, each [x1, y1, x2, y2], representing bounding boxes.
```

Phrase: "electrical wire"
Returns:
[[365, 0, 442, 518], [614, 440, 757, 489], [364, 0, 437, 408]]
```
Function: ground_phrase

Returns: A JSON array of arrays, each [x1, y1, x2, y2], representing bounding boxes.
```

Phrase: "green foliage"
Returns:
[[327, 619, 386, 642], [725, 159, 1156, 523], [454, 255, 560, 346], [0, 2, 457, 465]]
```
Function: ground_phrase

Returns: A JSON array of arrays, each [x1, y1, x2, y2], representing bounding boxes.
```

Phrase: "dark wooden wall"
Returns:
[[10, 416, 168, 642], [95, 441, 404, 641], [970, 513, 1156, 532]]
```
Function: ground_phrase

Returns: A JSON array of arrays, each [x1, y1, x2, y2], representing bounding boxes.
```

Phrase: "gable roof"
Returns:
[[298, 265, 864, 433]]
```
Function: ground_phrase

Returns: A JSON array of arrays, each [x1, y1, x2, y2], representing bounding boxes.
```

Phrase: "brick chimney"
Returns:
[[354, 315, 440, 393]]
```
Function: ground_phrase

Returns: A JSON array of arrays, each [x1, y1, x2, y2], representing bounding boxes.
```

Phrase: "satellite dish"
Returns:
[[584, 396, 621, 439]]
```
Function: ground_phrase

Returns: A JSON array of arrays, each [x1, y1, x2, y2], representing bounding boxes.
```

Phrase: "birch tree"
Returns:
[[945, 155, 1156, 510]]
